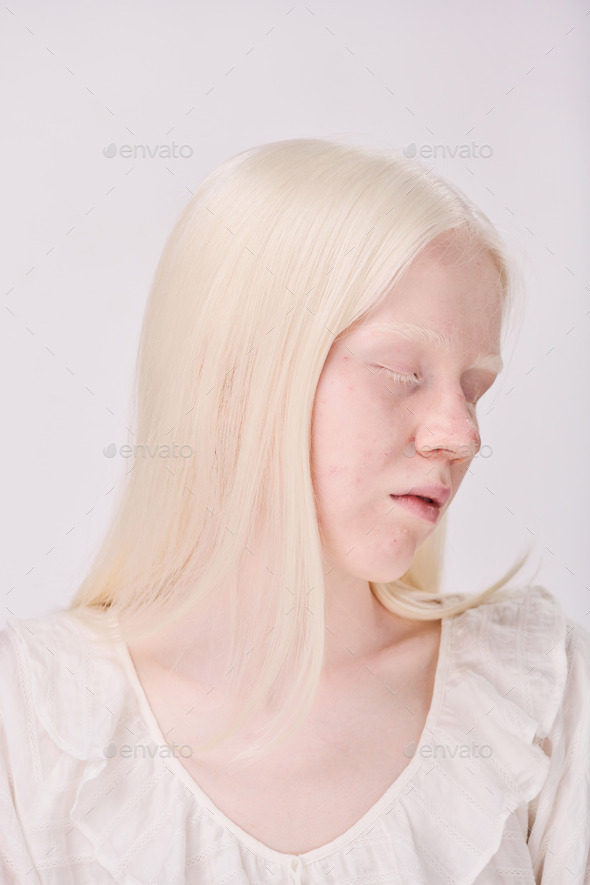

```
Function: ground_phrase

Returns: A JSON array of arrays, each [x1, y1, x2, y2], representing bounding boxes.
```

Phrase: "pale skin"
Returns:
[[126, 233, 504, 854]]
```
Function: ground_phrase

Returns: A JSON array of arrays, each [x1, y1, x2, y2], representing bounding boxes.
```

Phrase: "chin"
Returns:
[[366, 567, 411, 585], [366, 547, 421, 584], [348, 554, 417, 585], [322, 533, 418, 583]]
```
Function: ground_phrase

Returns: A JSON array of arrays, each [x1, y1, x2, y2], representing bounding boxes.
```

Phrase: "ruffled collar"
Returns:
[[7, 585, 569, 884]]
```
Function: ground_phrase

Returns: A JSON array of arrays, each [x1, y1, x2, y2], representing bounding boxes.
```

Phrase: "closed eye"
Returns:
[[377, 367, 421, 387], [377, 365, 495, 406]]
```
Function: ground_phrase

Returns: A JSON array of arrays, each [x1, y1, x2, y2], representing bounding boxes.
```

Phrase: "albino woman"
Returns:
[[1, 139, 589, 884]]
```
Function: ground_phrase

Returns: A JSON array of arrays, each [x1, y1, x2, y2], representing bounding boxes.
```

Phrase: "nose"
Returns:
[[413, 388, 481, 463]]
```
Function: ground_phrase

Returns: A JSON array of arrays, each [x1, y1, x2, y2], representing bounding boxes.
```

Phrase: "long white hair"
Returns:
[[69, 138, 530, 760]]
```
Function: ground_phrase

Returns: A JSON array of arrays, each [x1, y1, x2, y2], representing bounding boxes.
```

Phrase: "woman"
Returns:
[[1, 138, 589, 884]]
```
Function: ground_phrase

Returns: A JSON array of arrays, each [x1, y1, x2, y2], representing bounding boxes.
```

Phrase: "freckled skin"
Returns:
[[310, 235, 503, 586]]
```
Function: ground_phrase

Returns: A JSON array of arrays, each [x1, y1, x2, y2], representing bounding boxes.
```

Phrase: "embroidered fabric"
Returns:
[[0, 585, 588, 884]]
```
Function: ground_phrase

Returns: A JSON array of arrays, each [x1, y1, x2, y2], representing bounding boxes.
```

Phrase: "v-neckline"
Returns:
[[115, 613, 452, 867]]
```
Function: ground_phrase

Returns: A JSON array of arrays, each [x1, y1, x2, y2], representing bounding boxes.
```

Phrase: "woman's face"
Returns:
[[310, 235, 504, 584]]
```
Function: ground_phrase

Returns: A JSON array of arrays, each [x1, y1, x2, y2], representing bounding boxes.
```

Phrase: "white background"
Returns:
[[1, 0, 588, 628]]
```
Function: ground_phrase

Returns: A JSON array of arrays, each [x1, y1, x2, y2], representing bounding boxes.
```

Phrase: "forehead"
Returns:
[[361, 239, 503, 333]]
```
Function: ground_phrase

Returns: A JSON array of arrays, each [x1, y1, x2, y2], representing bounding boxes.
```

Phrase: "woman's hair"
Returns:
[[68, 137, 532, 760]]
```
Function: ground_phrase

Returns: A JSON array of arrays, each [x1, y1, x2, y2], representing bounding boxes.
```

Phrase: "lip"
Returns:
[[389, 484, 451, 525], [389, 493, 443, 524], [393, 484, 451, 509]]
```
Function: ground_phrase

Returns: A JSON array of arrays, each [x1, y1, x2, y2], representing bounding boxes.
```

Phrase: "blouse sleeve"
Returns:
[[526, 617, 590, 883], [0, 626, 40, 885]]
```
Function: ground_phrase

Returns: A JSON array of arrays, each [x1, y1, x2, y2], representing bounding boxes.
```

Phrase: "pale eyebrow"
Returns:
[[361, 321, 504, 374]]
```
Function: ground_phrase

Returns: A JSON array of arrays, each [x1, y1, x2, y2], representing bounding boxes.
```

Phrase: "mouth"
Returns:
[[389, 493, 445, 524]]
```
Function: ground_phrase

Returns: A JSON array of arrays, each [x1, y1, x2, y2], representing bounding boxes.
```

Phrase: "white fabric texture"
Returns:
[[0, 584, 589, 884]]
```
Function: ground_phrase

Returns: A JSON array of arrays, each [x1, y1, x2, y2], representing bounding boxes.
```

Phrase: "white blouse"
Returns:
[[0, 585, 589, 884]]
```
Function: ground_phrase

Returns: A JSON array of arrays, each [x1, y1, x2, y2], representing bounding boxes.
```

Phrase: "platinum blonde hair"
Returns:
[[69, 138, 530, 760]]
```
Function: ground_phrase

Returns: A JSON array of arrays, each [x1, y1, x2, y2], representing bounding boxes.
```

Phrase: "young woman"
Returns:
[[1, 139, 589, 884]]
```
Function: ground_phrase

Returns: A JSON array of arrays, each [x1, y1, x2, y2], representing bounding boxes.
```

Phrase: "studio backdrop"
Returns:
[[1, 0, 588, 627]]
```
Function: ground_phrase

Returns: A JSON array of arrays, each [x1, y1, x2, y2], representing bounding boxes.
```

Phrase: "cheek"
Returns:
[[311, 406, 360, 490], [311, 390, 393, 505], [312, 371, 373, 445]]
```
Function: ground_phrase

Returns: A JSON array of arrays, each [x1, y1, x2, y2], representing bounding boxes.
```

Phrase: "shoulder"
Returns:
[[419, 586, 586, 855], [450, 582, 569, 632], [476, 592, 590, 878], [0, 608, 133, 881], [0, 607, 132, 757], [452, 583, 590, 681], [0, 607, 85, 713], [0, 605, 123, 683], [0, 610, 216, 882], [443, 584, 584, 740]]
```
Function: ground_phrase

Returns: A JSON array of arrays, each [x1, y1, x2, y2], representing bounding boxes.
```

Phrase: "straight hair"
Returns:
[[68, 138, 531, 761]]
